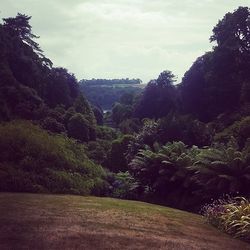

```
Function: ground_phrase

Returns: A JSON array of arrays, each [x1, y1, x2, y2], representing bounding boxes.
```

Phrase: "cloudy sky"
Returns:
[[1, 0, 249, 83]]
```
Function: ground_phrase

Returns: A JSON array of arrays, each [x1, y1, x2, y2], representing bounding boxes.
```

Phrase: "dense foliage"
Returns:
[[180, 6, 250, 122], [0, 8, 250, 242], [0, 121, 105, 194], [0, 13, 96, 141], [127, 139, 250, 210], [134, 71, 177, 119]]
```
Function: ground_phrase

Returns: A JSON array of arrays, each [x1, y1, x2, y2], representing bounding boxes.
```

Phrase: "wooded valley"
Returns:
[[0, 7, 250, 242]]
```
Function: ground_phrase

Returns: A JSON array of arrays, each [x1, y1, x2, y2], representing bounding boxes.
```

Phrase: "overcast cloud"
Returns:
[[1, 0, 250, 82]]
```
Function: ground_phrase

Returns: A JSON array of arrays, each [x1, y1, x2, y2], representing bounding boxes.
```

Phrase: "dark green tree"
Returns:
[[180, 7, 250, 121], [134, 71, 177, 119], [106, 135, 134, 172], [3, 13, 42, 53], [92, 106, 104, 125], [67, 113, 91, 142], [210, 6, 250, 53], [112, 103, 132, 126], [156, 70, 176, 87]]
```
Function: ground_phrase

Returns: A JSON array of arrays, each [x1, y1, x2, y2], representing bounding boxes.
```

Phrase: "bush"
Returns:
[[96, 126, 118, 141], [157, 114, 213, 147], [92, 106, 103, 125], [214, 116, 250, 148], [0, 120, 105, 194], [118, 118, 142, 134], [129, 141, 200, 209], [190, 139, 250, 200], [203, 197, 250, 242], [86, 139, 112, 165], [41, 117, 66, 134], [106, 171, 139, 199], [67, 113, 94, 142], [106, 135, 134, 172]]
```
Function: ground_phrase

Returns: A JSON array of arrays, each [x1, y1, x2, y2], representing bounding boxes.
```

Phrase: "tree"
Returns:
[[106, 135, 134, 172], [156, 70, 176, 87], [157, 114, 212, 147], [3, 13, 42, 54], [210, 7, 250, 53], [180, 53, 211, 121], [118, 118, 141, 134], [180, 47, 246, 122], [120, 92, 135, 105], [74, 95, 95, 121], [180, 7, 250, 121], [134, 71, 177, 119], [126, 119, 158, 163], [67, 113, 91, 142], [46, 68, 78, 108], [42, 117, 66, 134], [72, 94, 97, 139], [92, 106, 103, 125], [112, 103, 132, 126]]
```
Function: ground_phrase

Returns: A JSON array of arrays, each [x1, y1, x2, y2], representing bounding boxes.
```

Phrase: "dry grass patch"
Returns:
[[0, 193, 249, 250]]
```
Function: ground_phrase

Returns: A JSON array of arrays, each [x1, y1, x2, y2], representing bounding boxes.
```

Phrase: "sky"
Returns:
[[1, 0, 250, 83]]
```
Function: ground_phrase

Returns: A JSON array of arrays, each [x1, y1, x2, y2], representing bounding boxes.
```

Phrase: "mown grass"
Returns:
[[0, 193, 249, 250]]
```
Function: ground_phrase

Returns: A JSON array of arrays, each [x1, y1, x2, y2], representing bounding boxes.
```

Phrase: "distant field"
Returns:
[[87, 84, 146, 88], [0, 193, 249, 250]]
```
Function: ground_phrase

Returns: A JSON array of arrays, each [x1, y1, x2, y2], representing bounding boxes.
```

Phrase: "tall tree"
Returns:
[[3, 13, 41, 54], [134, 71, 177, 119], [210, 6, 250, 53], [180, 7, 250, 121], [3, 13, 52, 67]]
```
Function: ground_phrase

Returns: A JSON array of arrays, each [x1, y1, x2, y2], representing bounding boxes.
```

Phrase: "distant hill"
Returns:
[[80, 78, 142, 86], [79, 79, 145, 110]]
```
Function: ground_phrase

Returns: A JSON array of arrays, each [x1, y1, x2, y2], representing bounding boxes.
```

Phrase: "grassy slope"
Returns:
[[0, 193, 249, 250]]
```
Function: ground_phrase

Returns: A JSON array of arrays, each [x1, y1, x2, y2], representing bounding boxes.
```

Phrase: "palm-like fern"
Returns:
[[129, 141, 200, 203], [129, 147, 162, 189], [191, 140, 250, 197], [158, 142, 199, 185]]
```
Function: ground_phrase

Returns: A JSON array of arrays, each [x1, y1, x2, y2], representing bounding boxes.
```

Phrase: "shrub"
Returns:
[[96, 126, 118, 141], [129, 141, 201, 209], [190, 139, 250, 200], [157, 114, 213, 147], [86, 139, 112, 165], [41, 117, 66, 134], [118, 118, 142, 134], [214, 116, 250, 148], [106, 171, 139, 199], [106, 135, 134, 172], [0, 120, 105, 194], [92, 106, 103, 125], [203, 197, 250, 242], [67, 113, 93, 142], [126, 119, 158, 162]]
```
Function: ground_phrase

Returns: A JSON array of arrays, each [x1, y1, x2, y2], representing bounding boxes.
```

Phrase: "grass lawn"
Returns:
[[0, 193, 249, 250]]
